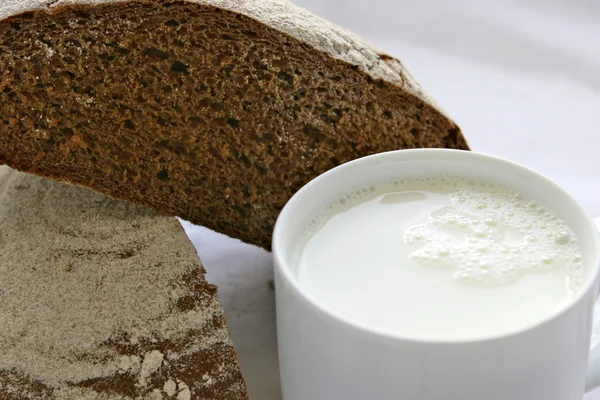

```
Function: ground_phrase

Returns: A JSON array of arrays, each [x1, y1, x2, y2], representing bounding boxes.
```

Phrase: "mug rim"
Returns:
[[272, 149, 600, 344]]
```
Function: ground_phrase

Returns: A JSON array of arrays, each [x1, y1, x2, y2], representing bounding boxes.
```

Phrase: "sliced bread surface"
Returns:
[[0, 0, 468, 248], [0, 166, 247, 399]]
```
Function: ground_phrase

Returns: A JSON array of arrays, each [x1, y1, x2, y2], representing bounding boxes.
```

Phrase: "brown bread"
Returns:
[[0, 0, 468, 249], [0, 166, 248, 400]]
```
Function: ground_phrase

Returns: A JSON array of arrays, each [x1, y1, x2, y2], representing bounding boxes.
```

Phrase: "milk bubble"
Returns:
[[438, 247, 450, 256], [542, 256, 554, 264], [555, 231, 571, 245]]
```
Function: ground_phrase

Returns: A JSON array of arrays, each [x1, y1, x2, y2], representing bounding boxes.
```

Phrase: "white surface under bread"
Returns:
[[183, 0, 600, 399]]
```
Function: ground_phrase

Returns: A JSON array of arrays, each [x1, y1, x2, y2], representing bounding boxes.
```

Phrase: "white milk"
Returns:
[[296, 175, 585, 340]]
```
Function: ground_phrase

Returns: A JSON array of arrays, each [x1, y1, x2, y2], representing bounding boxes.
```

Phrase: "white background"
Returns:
[[183, 1, 600, 398]]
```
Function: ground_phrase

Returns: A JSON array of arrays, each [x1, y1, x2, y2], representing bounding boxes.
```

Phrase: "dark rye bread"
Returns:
[[0, 166, 247, 399], [0, 0, 468, 249]]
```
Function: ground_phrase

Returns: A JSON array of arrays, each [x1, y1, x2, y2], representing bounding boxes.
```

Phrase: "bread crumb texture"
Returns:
[[0, 0, 467, 249], [0, 166, 247, 399]]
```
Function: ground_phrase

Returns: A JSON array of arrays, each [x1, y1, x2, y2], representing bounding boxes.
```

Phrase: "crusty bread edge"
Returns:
[[0, 0, 454, 122]]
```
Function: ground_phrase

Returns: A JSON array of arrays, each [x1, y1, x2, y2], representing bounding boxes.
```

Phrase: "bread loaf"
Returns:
[[0, 0, 468, 248], [0, 166, 247, 399]]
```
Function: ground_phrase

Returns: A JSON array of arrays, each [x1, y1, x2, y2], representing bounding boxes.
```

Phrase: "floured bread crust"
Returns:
[[0, 167, 247, 399]]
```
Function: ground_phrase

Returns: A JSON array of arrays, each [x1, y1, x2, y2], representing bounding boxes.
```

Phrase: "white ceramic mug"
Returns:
[[272, 149, 600, 400]]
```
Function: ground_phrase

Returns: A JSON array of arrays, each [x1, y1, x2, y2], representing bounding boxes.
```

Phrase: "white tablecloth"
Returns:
[[183, 1, 600, 398]]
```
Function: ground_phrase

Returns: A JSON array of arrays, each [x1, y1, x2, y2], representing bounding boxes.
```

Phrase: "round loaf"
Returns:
[[0, 0, 468, 248]]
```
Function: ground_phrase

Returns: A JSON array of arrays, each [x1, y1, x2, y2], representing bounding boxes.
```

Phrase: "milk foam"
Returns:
[[403, 178, 583, 290], [296, 175, 585, 339]]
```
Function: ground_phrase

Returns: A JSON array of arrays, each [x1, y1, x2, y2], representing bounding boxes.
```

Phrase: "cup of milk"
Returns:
[[272, 149, 600, 400]]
